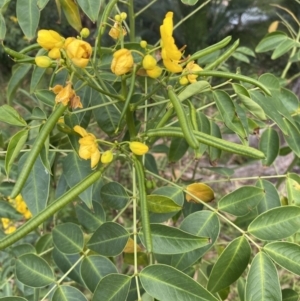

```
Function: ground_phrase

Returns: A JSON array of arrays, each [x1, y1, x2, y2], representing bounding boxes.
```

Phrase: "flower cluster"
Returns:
[[36, 29, 92, 68], [109, 12, 127, 40], [1, 195, 31, 234], [160, 12, 183, 73]]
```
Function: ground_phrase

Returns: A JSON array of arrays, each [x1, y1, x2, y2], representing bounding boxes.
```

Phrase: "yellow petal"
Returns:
[[91, 150, 101, 168], [74, 125, 88, 137], [163, 58, 182, 73], [146, 66, 162, 78], [142, 54, 157, 70], [186, 183, 215, 203]]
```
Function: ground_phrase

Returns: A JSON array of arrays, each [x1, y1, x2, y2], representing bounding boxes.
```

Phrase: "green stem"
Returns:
[[128, 0, 135, 42]]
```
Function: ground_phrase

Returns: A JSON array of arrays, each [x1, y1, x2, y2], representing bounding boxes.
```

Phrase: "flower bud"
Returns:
[[35, 56, 53, 68], [142, 54, 157, 70], [130, 142, 149, 155], [101, 150, 114, 164], [65, 39, 92, 68], [80, 27, 90, 38], [140, 40, 147, 48], [111, 49, 134, 75], [120, 12, 127, 20], [179, 76, 189, 85], [37, 29, 65, 50], [114, 14, 121, 21]]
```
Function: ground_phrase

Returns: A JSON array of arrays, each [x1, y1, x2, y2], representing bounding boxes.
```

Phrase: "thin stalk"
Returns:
[[132, 164, 142, 301], [128, 0, 135, 42]]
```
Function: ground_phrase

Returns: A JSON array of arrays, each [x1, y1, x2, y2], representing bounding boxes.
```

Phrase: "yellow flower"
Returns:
[[74, 125, 101, 168], [48, 47, 61, 59], [1, 218, 16, 234], [35, 56, 53, 68], [142, 54, 162, 79], [182, 61, 202, 83], [111, 49, 134, 75], [101, 150, 114, 164], [65, 38, 92, 68], [51, 82, 82, 109], [109, 22, 127, 40], [1, 194, 32, 234], [130, 142, 149, 155], [37, 30, 65, 50], [160, 12, 183, 73]]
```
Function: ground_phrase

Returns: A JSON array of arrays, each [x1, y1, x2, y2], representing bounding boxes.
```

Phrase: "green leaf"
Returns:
[[7, 64, 32, 105], [232, 52, 250, 63], [178, 81, 211, 101], [272, 38, 295, 59], [147, 195, 182, 213], [16, 0, 40, 40], [286, 173, 300, 205], [36, 233, 52, 254], [218, 186, 264, 216], [52, 248, 84, 285], [31, 107, 47, 120], [34, 90, 55, 107], [139, 224, 209, 255], [149, 186, 184, 223], [0, 201, 22, 219], [282, 289, 299, 301], [0, 13, 6, 41], [87, 222, 129, 256], [181, 0, 199, 5], [237, 278, 245, 301], [256, 31, 287, 53], [100, 182, 129, 210], [76, 0, 101, 22], [140, 264, 218, 301], [207, 236, 251, 293], [5, 129, 28, 177], [236, 47, 255, 57], [80, 255, 118, 292], [259, 128, 280, 166], [255, 179, 281, 214], [91, 88, 121, 136], [264, 242, 300, 276], [168, 137, 189, 162], [0, 105, 27, 126], [37, 0, 50, 9], [170, 211, 220, 271], [19, 153, 50, 216], [213, 90, 246, 140], [15, 253, 55, 287], [248, 206, 300, 240], [76, 201, 105, 232], [30, 66, 46, 93], [245, 252, 281, 301], [11, 243, 36, 257], [52, 285, 87, 301], [233, 83, 266, 120], [258, 73, 280, 91], [60, 0, 82, 32], [92, 274, 131, 301], [283, 119, 300, 157], [52, 222, 84, 254], [208, 121, 222, 162], [63, 153, 93, 207]]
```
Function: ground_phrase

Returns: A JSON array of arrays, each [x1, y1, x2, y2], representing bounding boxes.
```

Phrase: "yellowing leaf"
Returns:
[[123, 238, 142, 253], [268, 21, 279, 33], [186, 183, 214, 203], [59, 0, 82, 32]]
